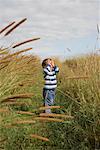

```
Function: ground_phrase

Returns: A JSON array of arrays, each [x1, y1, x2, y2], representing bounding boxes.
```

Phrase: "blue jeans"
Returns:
[[43, 88, 55, 113]]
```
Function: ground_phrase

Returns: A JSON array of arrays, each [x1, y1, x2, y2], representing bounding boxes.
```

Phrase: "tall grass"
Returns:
[[48, 54, 100, 150], [0, 19, 72, 150], [0, 19, 100, 149]]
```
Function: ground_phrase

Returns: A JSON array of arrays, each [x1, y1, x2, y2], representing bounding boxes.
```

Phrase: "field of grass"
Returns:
[[0, 19, 100, 150]]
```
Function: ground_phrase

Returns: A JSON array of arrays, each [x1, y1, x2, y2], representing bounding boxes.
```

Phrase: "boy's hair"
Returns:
[[42, 58, 51, 68]]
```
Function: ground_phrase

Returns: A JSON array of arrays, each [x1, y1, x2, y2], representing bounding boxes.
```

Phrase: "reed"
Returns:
[[1, 93, 34, 103], [30, 134, 49, 142], [65, 76, 90, 80], [12, 120, 36, 125], [0, 19, 99, 150], [0, 99, 16, 103], [39, 113, 74, 119], [18, 80, 34, 87], [39, 106, 63, 110], [33, 117, 65, 123], [0, 49, 9, 55], [0, 64, 8, 70], [2, 102, 28, 106], [0, 60, 10, 64], [0, 21, 15, 34], [16, 111, 34, 115], [2, 48, 32, 60], [0, 138, 7, 144], [4, 18, 27, 36], [12, 37, 40, 48], [0, 108, 9, 113]]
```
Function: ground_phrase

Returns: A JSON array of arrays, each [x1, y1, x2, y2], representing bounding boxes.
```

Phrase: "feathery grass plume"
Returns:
[[12, 37, 40, 48], [2, 48, 32, 60], [97, 24, 99, 33], [57, 88, 80, 105], [12, 120, 36, 125], [65, 76, 89, 80], [4, 125, 16, 128], [33, 117, 65, 123], [6, 61, 34, 74], [39, 113, 74, 119], [2, 102, 28, 106], [0, 138, 7, 143], [30, 134, 49, 142], [0, 47, 9, 51], [0, 99, 17, 103], [0, 64, 8, 70], [0, 108, 9, 113], [4, 18, 27, 36], [0, 49, 9, 55], [0, 60, 10, 64], [4, 123, 25, 128], [1, 93, 34, 103], [16, 111, 34, 115], [39, 106, 63, 110], [18, 80, 34, 87], [0, 21, 15, 34]]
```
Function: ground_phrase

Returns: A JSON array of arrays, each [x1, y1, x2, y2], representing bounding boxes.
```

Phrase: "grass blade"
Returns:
[[4, 18, 27, 36], [30, 134, 49, 142], [0, 21, 15, 34], [12, 38, 40, 48]]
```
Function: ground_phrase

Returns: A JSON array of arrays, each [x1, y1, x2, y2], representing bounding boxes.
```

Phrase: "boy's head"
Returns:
[[42, 58, 52, 68]]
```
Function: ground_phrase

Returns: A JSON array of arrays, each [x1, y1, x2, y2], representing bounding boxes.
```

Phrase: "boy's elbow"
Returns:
[[56, 70, 59, 73], [55, 66, 59, 72]]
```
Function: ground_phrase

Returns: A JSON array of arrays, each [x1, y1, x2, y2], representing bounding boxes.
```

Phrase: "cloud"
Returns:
[[0, 0, 99, 39], [0, 0, 99, 58]]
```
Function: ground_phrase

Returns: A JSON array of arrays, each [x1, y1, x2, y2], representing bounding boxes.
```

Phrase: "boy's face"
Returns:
[[47, 59, 52, 66], [47, 59, 55, 68]]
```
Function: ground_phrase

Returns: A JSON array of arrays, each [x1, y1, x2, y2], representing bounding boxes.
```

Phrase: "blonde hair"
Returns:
[[42, 58, 51, 68]]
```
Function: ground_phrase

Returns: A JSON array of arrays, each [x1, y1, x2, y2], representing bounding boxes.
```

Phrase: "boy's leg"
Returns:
[[43, 88, 50, 113], [45, 89, 55, 113], [41, 88, 45, 114], [45, 90, 51, 113]]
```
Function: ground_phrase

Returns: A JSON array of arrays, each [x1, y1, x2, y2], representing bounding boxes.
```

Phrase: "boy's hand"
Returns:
[[47, 59, 51, 66], [46, 59, 55, 70], [51, 60, 55, 68]]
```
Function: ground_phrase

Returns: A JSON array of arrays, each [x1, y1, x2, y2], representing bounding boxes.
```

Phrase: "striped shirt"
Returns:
[[43, 64, 59, 89]]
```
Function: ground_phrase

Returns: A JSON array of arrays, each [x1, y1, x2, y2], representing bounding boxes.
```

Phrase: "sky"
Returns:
[[0, 0, 100, 60]]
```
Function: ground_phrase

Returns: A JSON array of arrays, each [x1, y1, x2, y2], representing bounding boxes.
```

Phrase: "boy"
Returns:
[[42, 58, 59, 113]]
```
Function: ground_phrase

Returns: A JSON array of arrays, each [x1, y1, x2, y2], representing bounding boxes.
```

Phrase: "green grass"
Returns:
[[0, 48, 100, 150]]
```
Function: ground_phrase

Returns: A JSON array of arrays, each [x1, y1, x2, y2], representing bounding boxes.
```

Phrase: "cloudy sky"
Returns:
[[0, 0, 99, 59]]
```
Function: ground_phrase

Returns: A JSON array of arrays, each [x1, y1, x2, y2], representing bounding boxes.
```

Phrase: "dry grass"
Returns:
[[4, 18, 27, 36], [0, 19, 99, 149], [0, 108, 9, 113], [16, 111, 34, 115], [12, 38, 40, 48], [12, 120, 36, 125], [39, 113, 74, 119], [30, 134, 49, 142], [2, 48, 32, 60], [0, 138, 7, 144], [0, 60, 10, 64], [2, 102, 29, 106], [1, 93, 34, 103], [65, 76, 90, 80], [39, 106, 63, 110], [0, 19, 50, 149], [0, 21, 15, 34], [17, 80, 34, 87], [33, 117, 65, 122]]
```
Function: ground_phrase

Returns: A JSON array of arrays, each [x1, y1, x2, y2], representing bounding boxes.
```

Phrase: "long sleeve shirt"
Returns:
[[43, 64, 59, 89]]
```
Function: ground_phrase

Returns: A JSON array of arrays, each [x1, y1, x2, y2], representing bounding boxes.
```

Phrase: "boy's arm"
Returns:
[[43, 65, 55, 75], [53, 66, 59, 74], [51, 60, 59, 74]]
